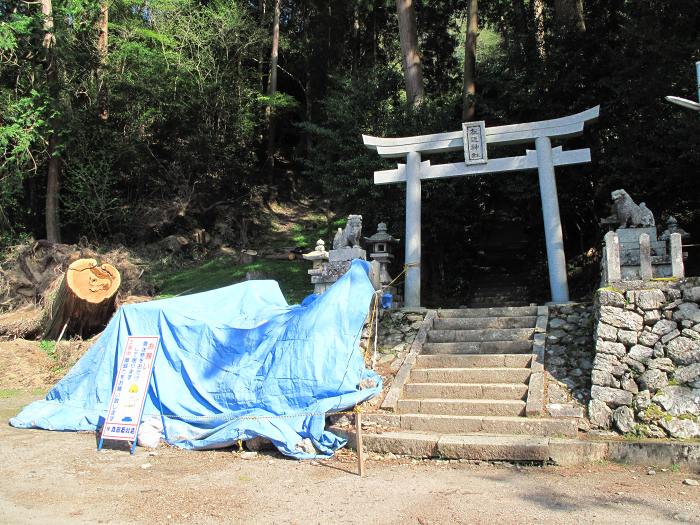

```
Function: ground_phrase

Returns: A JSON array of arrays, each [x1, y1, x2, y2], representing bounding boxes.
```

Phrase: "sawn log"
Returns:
[[43, 258, 121, 339]]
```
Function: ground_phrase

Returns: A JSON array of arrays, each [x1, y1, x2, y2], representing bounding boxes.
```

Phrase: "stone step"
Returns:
[[438, 306, 538, 318], [415, 354, 531, 368], [336, 429, 550, 461], [396, 398, 526, 417], [404, 382, 528, 400], [410, 367, 531, 384], [467, 302, 531, 309], [433, 316, 536, 330], [362, 413, 578, 438], [468, 297, 529, 305], [471, 287, 529, 293], [427, 328, 535, 343], [422, 341, 533, 355], [468, 296, 529, 303]]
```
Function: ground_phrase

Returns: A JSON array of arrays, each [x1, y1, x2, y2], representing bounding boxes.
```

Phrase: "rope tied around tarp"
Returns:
[[144, 407, 361, 422]]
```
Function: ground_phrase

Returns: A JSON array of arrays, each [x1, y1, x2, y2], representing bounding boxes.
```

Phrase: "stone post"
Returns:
[[535, 136, 569, 303], [368, 260, 381, 290], [639, 233, 652, 280], [604, 231, 621, 282], [404, 151, 422, 307], [670, 232, 684, 278]]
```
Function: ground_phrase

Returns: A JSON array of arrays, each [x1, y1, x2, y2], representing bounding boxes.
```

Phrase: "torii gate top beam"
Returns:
[[362, 106, 600, 158]]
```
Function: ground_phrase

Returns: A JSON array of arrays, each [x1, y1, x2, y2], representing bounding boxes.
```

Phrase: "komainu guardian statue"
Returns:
[[332, 215, 363, 249], [609, 189, 655, 228]]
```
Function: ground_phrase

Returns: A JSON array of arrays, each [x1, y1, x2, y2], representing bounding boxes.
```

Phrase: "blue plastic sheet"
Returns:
[[10, 259, 381, 458]]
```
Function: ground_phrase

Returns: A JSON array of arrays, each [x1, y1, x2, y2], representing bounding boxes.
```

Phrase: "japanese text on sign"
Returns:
[[101, 336, 159, 441], [462, 120, 488, 165]]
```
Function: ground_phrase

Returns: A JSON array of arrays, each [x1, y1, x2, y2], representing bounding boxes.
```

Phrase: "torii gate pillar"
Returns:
[[536, 136, 569, 303], [405, 151, 422, 308]]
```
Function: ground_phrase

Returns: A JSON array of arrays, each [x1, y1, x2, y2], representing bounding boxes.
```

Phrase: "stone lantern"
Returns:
[[364, 223, 399, 287], [302, 239, 330, 295]]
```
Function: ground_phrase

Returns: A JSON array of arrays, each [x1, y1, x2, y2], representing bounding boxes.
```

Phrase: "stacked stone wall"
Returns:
[[589, 279, 700, 438], [361, 310, 425, 372], [545, 304, 594, 427]]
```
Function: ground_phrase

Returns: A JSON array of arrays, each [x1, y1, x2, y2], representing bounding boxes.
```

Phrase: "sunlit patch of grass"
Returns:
[[151, 258, 313, 304]]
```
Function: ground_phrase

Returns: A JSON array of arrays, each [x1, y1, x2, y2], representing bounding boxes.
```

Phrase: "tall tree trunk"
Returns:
[[372, 8, 377, 67], [555, 0, 586, 33], [258, 0, 266, 91], [97, 0, 109, 120], [351, 2, 360, 73], [42, 0, 61, 242], [265, 0, 280, 177], [533, 0, 546, 60], [396, 0, 424, 107], [462, 0, 478, 121]]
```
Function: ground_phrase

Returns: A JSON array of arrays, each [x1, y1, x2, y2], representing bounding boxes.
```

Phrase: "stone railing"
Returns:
[[603, 229, 684, 283]]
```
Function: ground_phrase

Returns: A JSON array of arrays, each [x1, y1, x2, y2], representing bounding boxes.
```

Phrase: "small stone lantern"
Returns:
[[364, 223, 399, 286], [302, 239, 330, 294]]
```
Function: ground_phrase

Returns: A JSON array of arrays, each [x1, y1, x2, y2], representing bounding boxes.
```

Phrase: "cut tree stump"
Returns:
[[43, 258, 121, 339]]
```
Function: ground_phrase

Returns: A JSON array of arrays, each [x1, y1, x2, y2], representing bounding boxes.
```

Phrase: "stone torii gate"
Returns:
[[362, 106, 600, 307]]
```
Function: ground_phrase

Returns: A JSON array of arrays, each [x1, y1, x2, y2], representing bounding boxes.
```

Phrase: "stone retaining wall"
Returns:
[[356, 309, 426, 411], [545, 303, 594, 428], [366, 309, 426, 371], [589, 279, 700, 438]]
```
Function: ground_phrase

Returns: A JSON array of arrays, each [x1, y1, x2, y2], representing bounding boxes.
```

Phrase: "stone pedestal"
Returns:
[[329, 247, 366, 262], [304, 242, 367, 295]]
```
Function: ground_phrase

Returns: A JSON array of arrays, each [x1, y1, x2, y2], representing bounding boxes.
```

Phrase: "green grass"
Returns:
[[267, 216, 329, 252], [39, 340, 56, 359], [289, 223, 330, 247], [0, 387, 47, 399], [150, 257, 314, 305]]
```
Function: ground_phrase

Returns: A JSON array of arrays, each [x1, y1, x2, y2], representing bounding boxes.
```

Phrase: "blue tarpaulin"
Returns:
[[10, 259, 381, 458]]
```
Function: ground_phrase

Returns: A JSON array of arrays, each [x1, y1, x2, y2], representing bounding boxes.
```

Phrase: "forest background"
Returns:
[[1, 0, 699, 306]]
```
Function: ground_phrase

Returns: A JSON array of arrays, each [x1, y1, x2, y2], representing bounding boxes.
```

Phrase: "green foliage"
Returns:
[[0, 0, 698, 306], [257, 92, 300, 111], [39, 340, 56, 359], [61, 154, 122, 239]]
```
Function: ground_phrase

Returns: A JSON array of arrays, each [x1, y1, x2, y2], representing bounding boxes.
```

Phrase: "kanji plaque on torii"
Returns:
[[362, 106, 600, 307], [462, 121, 487, 165]]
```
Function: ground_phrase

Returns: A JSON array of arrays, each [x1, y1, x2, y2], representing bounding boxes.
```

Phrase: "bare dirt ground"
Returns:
[[1, 391, 699, 525], [1, 339, 699, 524]]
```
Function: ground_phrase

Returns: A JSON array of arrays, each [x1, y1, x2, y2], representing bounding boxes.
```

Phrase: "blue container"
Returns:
[[381, 293, 393, 309]]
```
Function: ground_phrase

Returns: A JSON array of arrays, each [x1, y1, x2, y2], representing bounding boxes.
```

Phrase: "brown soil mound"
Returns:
[[0, 340, 54, 389], [0, 338, 91, 389]]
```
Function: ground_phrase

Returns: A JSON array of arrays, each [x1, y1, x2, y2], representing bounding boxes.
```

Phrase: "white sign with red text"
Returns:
[[101, 336, 159, 441]]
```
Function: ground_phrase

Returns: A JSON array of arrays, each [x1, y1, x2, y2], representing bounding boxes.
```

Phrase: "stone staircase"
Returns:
[[335, 306, 579, 462]]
